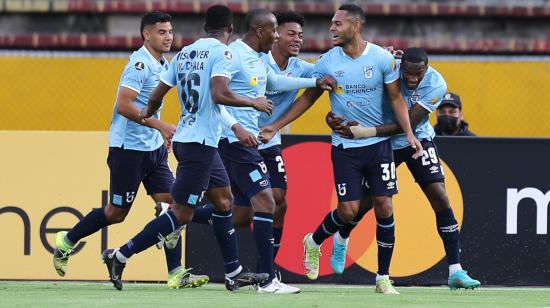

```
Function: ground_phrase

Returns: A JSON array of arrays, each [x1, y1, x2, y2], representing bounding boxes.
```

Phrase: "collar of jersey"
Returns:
[[235, 39, 260, 56], [339, 41, 370, 59], [268, 50, 297, 72], [140, 45, 167, 66]]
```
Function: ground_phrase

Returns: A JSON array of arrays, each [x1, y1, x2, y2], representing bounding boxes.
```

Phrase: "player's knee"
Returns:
[[424, 182, 451, 212], [251, 190, 275, 214], [170, 203, 194, 225], [336, 206, 357, 224], [104, 211, 126, 224], [104, 204, 128, 224], [214, 197, 233, 212], [373, 199, 393, 218], [431, 192, 451, 212], [274, 197, 287, 216]]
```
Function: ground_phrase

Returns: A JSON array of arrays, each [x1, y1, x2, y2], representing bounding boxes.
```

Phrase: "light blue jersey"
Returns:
[[258, 51, 314, 150], [109, 46, 167, 151], [313, 42, 399, 149], [222, 40, 317, 144], [385, 60, 447, 150], [161, 38, 233, 147]]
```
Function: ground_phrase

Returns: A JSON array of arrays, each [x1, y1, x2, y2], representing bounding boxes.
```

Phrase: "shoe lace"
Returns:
[[332, 244, 346, 262], [57, 248, 72, 259], [306, 248, 321, 263]]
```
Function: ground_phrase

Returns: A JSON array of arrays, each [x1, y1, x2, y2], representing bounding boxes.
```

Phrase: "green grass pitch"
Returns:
[[0, 281, 548, 307]]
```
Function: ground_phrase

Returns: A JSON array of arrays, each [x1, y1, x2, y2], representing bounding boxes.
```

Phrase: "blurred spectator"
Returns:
[[434, 92, 476, 136]]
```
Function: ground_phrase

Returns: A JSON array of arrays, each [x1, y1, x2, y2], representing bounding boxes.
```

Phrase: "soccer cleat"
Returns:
[[302, 233, 321, 280], [102, 249, 126, 291], [167, 268, 209, 289], [225, 271, 269, 292], [53, 231, 73, 277], [330, 236, 348, 274], [164, 225, 186, 250], [448, 270, 481, 290], [257, 278, 300, 294], [375, 278, 400, 295]]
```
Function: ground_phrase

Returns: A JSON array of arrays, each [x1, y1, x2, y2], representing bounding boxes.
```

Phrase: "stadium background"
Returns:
[[1, 0, 549, 285]]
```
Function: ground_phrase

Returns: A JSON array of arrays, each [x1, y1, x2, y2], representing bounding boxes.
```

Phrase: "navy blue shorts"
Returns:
[[259, 145, 287, 190], [218, 139, 271, 207], [107, 145, 173, 208], [331, 139, 397, 202], [171, 142, 230, 207], [393, 139, 445, 187]]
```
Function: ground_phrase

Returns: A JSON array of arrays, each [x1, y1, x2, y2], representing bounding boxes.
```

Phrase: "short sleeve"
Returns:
[[381, 51, 399, 84], [120, 61, 149, 93], [160, 56, 178, 87], [416, 83, 448, 113], [211, 46, 233, 79], [311, 53, 327, 79]]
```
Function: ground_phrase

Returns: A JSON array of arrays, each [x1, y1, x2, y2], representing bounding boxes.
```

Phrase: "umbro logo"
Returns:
[[430, 166, 440, 174], [387, 181, 396, 190], [334, 70, 345, 77]]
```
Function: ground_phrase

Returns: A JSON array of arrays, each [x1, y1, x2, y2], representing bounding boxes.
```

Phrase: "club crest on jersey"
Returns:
[[134, 62, 145, 70], [363, 66, 373, 79], [411, 91, 420, 103], [224, 50, 232, 60]]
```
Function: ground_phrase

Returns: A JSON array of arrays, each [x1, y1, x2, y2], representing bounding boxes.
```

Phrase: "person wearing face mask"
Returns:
[[434, 92, 476, 136]]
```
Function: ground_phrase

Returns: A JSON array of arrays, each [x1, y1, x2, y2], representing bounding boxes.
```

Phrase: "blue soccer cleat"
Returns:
[[448, 270, 481, 290], [330, 236, 348, 274]]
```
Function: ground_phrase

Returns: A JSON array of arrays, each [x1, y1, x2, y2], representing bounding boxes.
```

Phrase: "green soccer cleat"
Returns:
[[164, 225, 186, 250], [303, 233, 322, 280], [167, 268, 209, 289], [448, 270, 481, 290], [375, 278, 400, 295], [53, 231, 74, 277]]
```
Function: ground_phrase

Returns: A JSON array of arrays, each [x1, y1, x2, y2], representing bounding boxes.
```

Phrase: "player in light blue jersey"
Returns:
[[52, 11, 208, 290], [260, 4, 422, 294], [225, 11, 314, 277], [101, 5, 270, 292], [218, 8, 334, 295], [329, 47, 480, 290]]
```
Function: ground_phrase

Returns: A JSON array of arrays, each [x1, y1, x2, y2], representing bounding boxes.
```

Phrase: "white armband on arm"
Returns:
[[219, 105, 238, 129], [350, 125, 377, 139], [266, 69, 316, 92]]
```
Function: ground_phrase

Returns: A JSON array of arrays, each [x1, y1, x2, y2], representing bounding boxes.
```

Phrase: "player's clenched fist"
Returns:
[[316, 75, 337, 91], [251, 97, 273, 115]]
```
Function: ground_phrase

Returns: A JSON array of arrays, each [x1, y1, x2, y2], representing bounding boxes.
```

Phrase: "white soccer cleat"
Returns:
[[257, 278, 300, 294]]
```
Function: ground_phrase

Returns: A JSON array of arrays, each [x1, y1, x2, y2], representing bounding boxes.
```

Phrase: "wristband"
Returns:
[[350, 125, 376, 138]]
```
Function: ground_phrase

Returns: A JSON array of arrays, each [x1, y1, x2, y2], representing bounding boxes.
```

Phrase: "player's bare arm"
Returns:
[[385, 80, 423, 158], [259, 87, 323, 143], [219, 104, 259, 148], [331, 104, 429, 138], [212, 76, 273, 115], [117, 84, 175, 144]]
